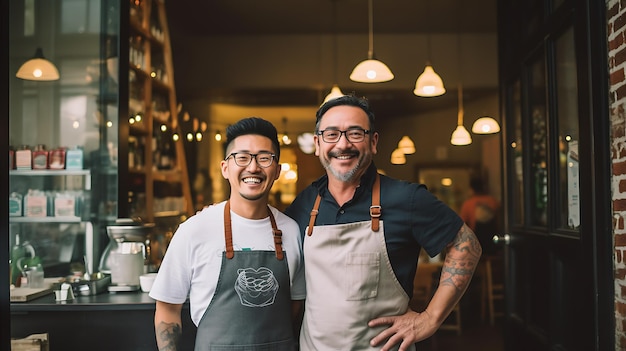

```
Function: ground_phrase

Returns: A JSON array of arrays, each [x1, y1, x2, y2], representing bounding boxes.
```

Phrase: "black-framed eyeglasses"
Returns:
[[317, 128, 370, 143], [225, 152, 276, 168]]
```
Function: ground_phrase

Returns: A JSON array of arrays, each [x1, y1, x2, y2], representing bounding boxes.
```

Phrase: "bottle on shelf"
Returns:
[[158, 138, 174, 170]]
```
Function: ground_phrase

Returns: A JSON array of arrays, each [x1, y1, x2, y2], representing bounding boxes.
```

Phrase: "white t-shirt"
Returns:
[[149, 201, 306, 326]]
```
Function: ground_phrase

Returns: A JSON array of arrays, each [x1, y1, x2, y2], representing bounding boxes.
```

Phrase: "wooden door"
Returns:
[[497, 0, 613, 350]]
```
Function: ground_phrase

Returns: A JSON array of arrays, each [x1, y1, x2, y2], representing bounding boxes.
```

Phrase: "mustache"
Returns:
[[328, 149, 359, 158]]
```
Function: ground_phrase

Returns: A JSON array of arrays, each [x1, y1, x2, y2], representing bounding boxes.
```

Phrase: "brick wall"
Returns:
[[608, 0, 626, 349]]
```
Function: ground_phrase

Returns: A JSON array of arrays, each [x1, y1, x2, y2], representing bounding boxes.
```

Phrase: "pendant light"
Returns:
[[450, 84, 472, 146], [390, 148, 406, 164], [350, 0, 394, 83], [16, 47, 60, 81], [323, 0, 345, 103], [397, 136, 416, 154], [414, 62, 445, 97], [472, 116, 500, 134], [297, 133, 316, 154], [414, 33, 445, 97]]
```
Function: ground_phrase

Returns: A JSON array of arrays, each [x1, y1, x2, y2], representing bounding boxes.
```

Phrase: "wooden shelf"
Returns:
[[127, 0, 193, 224]]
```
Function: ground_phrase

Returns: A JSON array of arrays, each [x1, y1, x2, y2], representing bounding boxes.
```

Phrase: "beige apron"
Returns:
[[300, 175, 415, 351]]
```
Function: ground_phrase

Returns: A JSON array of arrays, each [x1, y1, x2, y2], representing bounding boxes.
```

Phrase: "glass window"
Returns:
[[61, 0, 101, 34], [555, 27, 579, 231], [24, 0, 35, 36], [529, 55, 548, 227]]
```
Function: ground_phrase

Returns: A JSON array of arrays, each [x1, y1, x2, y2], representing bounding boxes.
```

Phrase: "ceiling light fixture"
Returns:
[[390, 148, 406, 164], [450, 84, 472, 146], [16, 47, 60, 81], [414, 62, 445, 97], [323, 0, 345, 104], [472, 116, 500, 134], [397, 136, 416, 154], [323, 84, 345, 104], [350, 0, 394, 83], [297, 133, 316, 154], [413, 2, 444, 96]]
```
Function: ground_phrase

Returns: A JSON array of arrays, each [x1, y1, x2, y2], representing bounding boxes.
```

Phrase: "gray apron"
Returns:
[[300, 174, 415, 351], [194, 201, 296, 351]]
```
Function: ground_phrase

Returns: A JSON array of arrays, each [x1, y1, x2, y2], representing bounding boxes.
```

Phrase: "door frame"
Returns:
[[497, 0, 613, 349]]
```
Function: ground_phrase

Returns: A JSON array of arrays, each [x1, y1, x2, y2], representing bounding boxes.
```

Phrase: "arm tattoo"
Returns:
[[439, 225, 482, 296], [156, 321, 181, 351]]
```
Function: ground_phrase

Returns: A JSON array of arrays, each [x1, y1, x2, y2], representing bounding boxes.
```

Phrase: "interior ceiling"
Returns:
[[164, 0, 498, 123]]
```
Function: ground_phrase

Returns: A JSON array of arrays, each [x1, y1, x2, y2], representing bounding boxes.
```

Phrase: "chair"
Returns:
[[480, 254, 505, 325]]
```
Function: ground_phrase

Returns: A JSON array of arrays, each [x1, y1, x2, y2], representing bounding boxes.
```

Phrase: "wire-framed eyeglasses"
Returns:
[[317, 128, 370, 143], [225, 152, 276, 168]]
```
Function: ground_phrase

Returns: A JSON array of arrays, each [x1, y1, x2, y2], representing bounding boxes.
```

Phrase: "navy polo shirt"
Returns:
[[285, 163, 463, 297]]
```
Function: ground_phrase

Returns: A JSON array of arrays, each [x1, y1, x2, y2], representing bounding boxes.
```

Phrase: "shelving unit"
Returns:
[[127, 0, 193, 224], [9, 169, 96, 274]]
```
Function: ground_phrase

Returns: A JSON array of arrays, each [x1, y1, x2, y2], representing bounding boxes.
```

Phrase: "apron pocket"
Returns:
[[345, 252, 380, 301]]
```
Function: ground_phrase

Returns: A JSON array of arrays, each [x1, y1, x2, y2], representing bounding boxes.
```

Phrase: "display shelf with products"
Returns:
[[9, 168, 96, 276], [127, 0, 193, 224]]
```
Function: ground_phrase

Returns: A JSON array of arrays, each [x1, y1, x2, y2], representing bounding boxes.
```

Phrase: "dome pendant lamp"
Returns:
[[472, 116, 501, 134], [413, 2, 444, 96], [414, 62, 445, 97], [450, 84, 472, 146], [16, 47, 60, 81], [323, 0, 345, 104], [350, 0, 394, 83]]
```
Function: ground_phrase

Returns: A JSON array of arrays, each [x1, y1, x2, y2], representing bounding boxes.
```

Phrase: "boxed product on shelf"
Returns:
[[24, 190, 48, 217], [9, 192, 22, 216]]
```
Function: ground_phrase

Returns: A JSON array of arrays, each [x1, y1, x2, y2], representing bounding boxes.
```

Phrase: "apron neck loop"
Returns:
[[224, 201, 284, 260], [308, 173, 382, 235]]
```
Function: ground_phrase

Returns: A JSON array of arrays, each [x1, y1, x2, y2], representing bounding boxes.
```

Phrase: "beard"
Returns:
[[321, 149, 371, 183]]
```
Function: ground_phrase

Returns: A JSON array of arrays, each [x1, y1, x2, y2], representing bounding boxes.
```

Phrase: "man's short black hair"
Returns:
[[224, 117, 281, 161]]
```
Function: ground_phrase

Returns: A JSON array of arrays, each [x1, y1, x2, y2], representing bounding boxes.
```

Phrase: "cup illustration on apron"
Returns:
[[235, 266, 279, 307]]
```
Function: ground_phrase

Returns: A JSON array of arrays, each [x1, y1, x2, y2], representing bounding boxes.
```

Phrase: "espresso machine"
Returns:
[[100, 220, 154, 292]]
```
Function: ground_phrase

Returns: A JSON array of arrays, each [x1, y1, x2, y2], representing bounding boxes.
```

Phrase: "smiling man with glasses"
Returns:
[[285, 94, 482, 351], [150, 117, 305, 351]]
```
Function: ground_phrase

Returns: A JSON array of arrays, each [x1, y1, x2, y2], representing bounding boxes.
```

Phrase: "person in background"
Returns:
[[460, 176, 500, 256], [150, 117, 306, 350], [285, 94, 482, 351]]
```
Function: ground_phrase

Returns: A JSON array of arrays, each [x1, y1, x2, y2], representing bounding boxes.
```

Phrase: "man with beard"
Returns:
[[285, 95, 482, 351], [150, 117, 305, 350]]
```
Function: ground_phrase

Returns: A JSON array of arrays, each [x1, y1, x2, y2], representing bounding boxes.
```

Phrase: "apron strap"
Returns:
[[267, 208, 285, 260], [307, 173, 382, 235], [224, 201, 284, 260], [370, 173, 381, 232], [224, 201, 235, 259], [307, 195, 322, 236]]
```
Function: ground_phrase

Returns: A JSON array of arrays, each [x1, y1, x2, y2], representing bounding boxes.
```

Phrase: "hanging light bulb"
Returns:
[[350, 0, 394, 83], [472, 117, 500, 134], [397, 136, 416, 154], [414, 64, 445, 97], [16, 48, 60, 81], [451, 84, 472, 146], [323, 0, 345, 104], [215, 130, 222, 141], [297, 133, 315, 154], [390, 148, 406, 165], [323, 84, 345, 104]]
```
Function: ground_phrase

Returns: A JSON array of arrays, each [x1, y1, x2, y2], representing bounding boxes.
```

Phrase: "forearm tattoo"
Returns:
[[156, 321, 181, 351], [440, 225, 482, 295]]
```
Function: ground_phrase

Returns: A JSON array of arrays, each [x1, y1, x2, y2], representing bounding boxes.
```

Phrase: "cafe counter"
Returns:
[[11, 290, 197, 350]]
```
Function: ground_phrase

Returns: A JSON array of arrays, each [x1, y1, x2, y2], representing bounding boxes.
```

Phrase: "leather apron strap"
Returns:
[[307, 173, 381, 236], [224, 201, 284, 260]]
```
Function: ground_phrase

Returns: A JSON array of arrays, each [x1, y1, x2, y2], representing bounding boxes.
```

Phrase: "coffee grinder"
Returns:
[[100, 220, 154, 292]]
